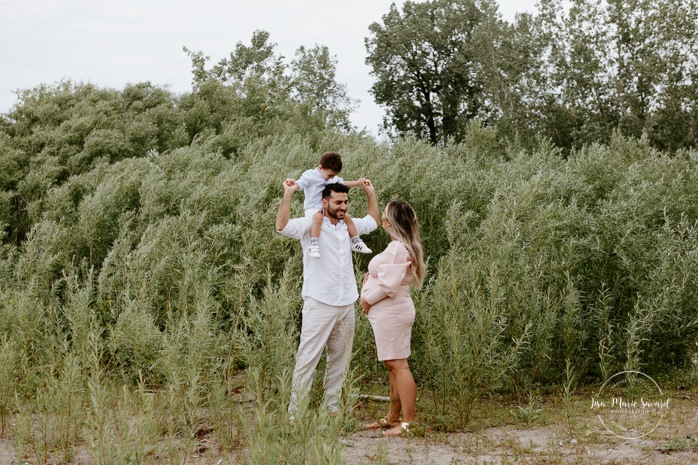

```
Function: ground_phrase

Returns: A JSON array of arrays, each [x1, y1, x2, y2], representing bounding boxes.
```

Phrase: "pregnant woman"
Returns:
[[360, 199, 426, 436]]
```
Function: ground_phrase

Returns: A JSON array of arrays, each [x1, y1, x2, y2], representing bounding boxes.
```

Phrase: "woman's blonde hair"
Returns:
[[385, 199, 426, 288]]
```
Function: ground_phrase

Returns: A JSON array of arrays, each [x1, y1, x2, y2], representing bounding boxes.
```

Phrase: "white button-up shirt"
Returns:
[[279, 214, 377, 306]]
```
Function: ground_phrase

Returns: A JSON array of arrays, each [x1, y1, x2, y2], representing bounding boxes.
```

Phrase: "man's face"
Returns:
[[323, 191, 348, 221]]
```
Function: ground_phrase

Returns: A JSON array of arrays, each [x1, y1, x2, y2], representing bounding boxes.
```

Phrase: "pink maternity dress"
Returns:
[[360, 240, 415, 361]]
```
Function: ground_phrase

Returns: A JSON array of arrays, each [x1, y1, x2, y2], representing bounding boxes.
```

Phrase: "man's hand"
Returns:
[[359, 179, 379, 225], [276, 179, 298, 231], [357, 178, 373, 191]]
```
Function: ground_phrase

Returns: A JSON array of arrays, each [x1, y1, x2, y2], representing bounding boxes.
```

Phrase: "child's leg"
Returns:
[[311, 211, 323, 238], [308, 211, 323, 258], [344, 214, 358, 238], [345, 214, 372, 254]]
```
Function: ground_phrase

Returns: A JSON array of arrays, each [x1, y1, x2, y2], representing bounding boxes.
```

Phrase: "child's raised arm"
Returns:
[[344, 178, 370, 188]]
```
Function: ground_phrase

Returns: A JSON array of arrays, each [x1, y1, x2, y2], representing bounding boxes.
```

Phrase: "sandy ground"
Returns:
[[342, 392, 698, 465], [1, 397, 695, 464], [342, 424, 697, 465], [3, 424, 695, 465]]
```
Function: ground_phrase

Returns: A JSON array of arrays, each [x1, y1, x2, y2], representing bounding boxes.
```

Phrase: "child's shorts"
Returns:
[[305, 208, 323, 218]]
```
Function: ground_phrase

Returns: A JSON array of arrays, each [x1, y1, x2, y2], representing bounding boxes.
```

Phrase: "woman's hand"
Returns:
[[360, 297, 372, 315]]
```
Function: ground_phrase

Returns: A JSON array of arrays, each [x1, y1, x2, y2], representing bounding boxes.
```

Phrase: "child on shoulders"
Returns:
[[284, 151, 372, 259]]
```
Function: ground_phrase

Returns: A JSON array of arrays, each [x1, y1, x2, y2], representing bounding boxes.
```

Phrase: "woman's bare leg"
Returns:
[[387, 369, 402, 421], [364, 360, 402, 429], [382, 359, 416, 435]]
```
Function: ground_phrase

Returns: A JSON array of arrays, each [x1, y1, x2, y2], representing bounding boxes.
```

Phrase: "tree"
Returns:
[[184, 31, 355, 132], [609, 0, 698, 150], [470, 4, 542, 143], [365, 0, 498, 145], [529, 0, 698, 151], [290, 45, 356, 130], [0, 81, 183, 245], [184, 30, 292, 124]]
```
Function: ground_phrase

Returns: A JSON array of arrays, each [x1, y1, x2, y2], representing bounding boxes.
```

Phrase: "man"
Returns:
[[276, 178, 379, 419]]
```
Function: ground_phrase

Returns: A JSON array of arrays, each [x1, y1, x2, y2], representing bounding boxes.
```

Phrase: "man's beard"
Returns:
[[326, 205, 346, 220]]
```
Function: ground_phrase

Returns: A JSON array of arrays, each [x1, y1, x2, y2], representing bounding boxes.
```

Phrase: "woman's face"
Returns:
[[381, 208, 390, 231]]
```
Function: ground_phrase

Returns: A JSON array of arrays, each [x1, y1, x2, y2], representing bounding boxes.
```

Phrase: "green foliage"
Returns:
[[525, 0, 698, 151], [291, 44, 357, 130], [366, 0, 698, 151], [365, 0, 496, 145], [0, 336, 18, 437], [2, 81, 183, 245], [184, 30, 355, 136], [420, 249, 533, 427]]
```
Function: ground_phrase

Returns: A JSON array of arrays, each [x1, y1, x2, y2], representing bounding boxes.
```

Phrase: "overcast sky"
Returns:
[[0, 0, 537, 135]]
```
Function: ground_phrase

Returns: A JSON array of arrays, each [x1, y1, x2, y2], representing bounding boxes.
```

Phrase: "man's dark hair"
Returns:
[[322, 182, 350, 199], [319, 151, 342, 172]]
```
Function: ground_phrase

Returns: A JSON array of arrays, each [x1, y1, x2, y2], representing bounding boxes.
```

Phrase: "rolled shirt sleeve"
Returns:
[[353, 214, 378, 236], [278, 216, 312, 238], [296, 170, 312, 191]]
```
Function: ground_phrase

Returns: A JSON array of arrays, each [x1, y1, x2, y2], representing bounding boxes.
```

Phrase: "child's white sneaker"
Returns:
[[308, 241, 321, 259], [351, 237, 372, 254]]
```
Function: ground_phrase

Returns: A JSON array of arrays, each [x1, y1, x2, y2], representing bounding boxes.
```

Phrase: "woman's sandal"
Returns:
[[382, 421, 411, 436], [364, 416, 400, 430]]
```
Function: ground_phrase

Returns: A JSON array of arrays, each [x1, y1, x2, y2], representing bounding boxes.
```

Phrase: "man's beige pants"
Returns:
[[288, 297, 355, 418]]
